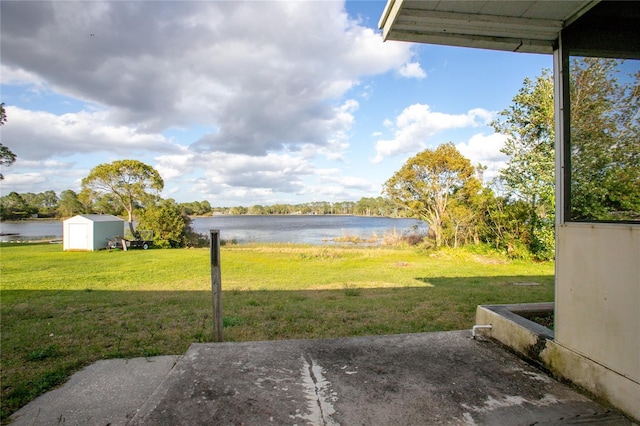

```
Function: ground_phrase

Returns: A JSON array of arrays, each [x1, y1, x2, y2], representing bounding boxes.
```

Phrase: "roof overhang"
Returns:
[[379, 0, 600, 54]]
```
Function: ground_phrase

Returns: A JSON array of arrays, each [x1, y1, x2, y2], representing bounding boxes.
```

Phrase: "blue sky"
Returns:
[[0, 0, 552, 206]]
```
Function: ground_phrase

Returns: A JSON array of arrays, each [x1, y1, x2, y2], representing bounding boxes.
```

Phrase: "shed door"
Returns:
[[69, 223, 89, 250]]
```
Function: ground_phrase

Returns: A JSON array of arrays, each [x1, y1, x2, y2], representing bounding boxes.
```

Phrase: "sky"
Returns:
[[0, 0, 553, 207]]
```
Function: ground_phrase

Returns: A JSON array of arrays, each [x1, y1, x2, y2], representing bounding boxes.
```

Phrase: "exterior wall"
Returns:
[[555, 223, 640, 415], [92, 221, 125, 250], [541, 338, 640, 421]]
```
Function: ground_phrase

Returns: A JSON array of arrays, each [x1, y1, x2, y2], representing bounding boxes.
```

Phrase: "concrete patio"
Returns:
[[10, 330, 633, 425]]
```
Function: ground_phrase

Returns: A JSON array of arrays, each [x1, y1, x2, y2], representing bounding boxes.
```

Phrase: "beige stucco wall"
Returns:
[[556, 223, 640, 384]]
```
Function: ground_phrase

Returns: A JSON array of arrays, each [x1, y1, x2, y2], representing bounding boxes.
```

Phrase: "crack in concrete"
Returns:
[[300, 354, 339, 426]]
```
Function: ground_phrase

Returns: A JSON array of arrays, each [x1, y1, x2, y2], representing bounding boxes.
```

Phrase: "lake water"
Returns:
[[0, 215, 425, 245]]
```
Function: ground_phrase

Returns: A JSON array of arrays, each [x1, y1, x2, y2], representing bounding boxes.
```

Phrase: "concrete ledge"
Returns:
[[475, 303, 640, 423], [475, 303, 554, 362]]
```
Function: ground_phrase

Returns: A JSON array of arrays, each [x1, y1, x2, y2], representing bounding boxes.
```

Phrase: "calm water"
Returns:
[[0, 220, 63, 241], [0, 215, 425, 245], [191, 215, 425, 244]]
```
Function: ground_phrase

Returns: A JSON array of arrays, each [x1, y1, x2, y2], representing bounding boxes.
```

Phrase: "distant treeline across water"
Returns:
[[1, 215, 425, 245]]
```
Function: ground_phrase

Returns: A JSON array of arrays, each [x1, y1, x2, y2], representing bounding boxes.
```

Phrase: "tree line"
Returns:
[[0, 191, 405, 221], [214, 197, 407, 217]]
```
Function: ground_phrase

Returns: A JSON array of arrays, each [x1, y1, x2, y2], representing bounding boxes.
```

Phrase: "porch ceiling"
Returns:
[[378, 0, 600, 54]]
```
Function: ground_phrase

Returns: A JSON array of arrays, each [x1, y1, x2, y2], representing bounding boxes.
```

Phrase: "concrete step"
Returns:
[[9, 355, 181, 426]]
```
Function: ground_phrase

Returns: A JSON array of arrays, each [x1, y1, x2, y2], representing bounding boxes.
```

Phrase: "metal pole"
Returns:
[[210, 229, 223, 342]]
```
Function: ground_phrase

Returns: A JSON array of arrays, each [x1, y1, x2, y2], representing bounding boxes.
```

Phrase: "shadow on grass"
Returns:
[[1, 274, 553, 422]]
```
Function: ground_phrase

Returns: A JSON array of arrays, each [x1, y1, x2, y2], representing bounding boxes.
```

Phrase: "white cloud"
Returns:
[[1, 172, 48, 188], [398, 62, 427, 79], [155, 150, 312, 202], [298, 100, 358, 161], [372, 104, 494, 163], [13, 159, 73, 169], [0, 155, 92, 195], [305, 168, 379, 200], [319, 172, 375, 190], [2, 1, 416, 155], [468, 108, 495, 125], [153, 151, 195, 180], [0, 64, 47, 89], [3, 106, 179, 161], [457, 133, 509, 180]]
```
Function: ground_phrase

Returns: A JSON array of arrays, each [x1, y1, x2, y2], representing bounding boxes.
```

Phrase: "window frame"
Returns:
[[559, 2, 640, 224]]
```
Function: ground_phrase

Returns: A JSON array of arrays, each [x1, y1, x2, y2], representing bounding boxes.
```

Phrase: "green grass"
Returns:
[[0, 242, 554, 422]]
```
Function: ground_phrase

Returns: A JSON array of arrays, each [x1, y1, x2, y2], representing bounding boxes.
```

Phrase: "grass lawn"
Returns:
[[0, 242, 553, 422]]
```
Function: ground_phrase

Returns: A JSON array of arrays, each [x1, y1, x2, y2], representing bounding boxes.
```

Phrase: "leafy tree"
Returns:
[[479, 196, 533, 258], [57, 190, 85, 217], [355, 197, 375, 216], [0, 103, 16, 180], [491, 60, 639, 257], [199, 200, 212, 215], [383, 143, 480, 247], [0, 192, 32, 219], [491, 70, 555, 260], [268, 204, 293, 215], [443, 178, 493, 248], [19, 193, 38, 212], [334, 201, 355, 215], [354, 197, 395, 217], [249, 204, 266, 215], [38, 190, 59, 210], [0, 145, 15, 180], [310, 201, 332, 215], [179, 200, 213, 216], [230, 206, 248, 215], [81, 160, 164, 235], [28, 190, 58, 217], [79, 189, 124, 216], [137, 199, 190, 248]]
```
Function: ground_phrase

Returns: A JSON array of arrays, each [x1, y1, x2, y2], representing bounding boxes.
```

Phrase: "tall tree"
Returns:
[[491, 70, 555, 259], [383, 143, 480, 247], [81, 160, 164, 235], [0, 192, 32, 219], [57, 190, 84, 217], [35, 190, 59, 216], [0, 103, 16, 180]]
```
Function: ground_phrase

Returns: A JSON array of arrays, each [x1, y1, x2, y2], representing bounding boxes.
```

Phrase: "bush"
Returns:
[[137, 200, 190, 248], [382, 228, 426, 247], [152, 239, 172, 249], [530, 223, 555, 261], [185, 231, 210, 248]]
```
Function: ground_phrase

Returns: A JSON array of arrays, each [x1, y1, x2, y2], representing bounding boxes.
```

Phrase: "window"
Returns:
[[562, 2, 640, 222]]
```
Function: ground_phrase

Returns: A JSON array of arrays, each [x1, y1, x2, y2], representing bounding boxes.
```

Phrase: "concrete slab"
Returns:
[[9, 355, 181, 426], [129, 331, 632, 425]]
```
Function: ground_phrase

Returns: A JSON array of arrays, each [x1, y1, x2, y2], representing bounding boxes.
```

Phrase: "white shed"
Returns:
[[63, 214, 125, 251]]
